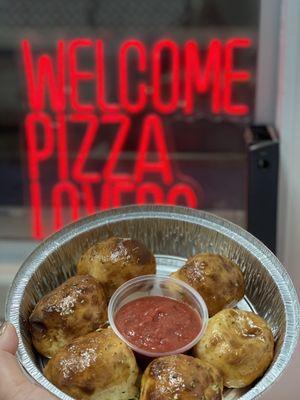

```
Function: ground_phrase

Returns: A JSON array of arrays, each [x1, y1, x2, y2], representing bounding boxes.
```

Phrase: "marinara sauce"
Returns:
[[114, 296, 202, 354]]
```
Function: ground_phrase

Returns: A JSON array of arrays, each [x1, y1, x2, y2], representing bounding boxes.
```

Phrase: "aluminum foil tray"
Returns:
[[5, 205, 300, 399]]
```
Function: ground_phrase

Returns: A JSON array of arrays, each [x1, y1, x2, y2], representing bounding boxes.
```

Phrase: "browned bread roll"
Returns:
[[29, 275, 107, 358], [171, 253, 244, 316], [140, 354, 223, 400], [193, 309, 274, 388], [44, 328, 139, 400], [77, 237, 156, 298]]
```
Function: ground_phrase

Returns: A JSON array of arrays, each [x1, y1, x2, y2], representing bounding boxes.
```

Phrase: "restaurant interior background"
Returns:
[[0, 0, 299, 398]]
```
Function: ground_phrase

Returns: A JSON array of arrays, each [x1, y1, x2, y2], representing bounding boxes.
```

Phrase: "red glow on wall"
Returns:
[[167, 183, 198, 208], [22, 36, 253, 238], [136, 182, 164, 204], [112, 181, 136, 207], [52, 181, 80, 231], [82, 183, 96, 214], [29, 181, 43, 239]]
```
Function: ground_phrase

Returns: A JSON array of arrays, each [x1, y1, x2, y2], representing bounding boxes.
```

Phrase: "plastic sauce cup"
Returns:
[[108, 274, 208, 358]]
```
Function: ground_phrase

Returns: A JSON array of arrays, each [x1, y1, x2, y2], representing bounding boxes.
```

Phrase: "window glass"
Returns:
[[0, 0, 260, 239]]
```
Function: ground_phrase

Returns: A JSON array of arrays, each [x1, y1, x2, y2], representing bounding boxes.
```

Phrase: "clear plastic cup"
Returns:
[[108, 274, 208, 358]]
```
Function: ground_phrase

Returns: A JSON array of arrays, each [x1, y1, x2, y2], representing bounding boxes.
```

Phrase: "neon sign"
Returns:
[[22, 37, 253, 239]]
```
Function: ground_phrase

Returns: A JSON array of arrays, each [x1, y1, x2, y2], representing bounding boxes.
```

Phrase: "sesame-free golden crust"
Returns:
[[193, 309, 274, 388], [140, 354, 223, 400], [172, 253, 244, 316], [44, 329, 139, 400], [29, 275, 107, 358], [77, 237, 156, 298]]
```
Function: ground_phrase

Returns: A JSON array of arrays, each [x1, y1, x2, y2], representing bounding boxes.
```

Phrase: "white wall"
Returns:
[[263, 1, 300, 399], [276, 0, 300, 295]]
